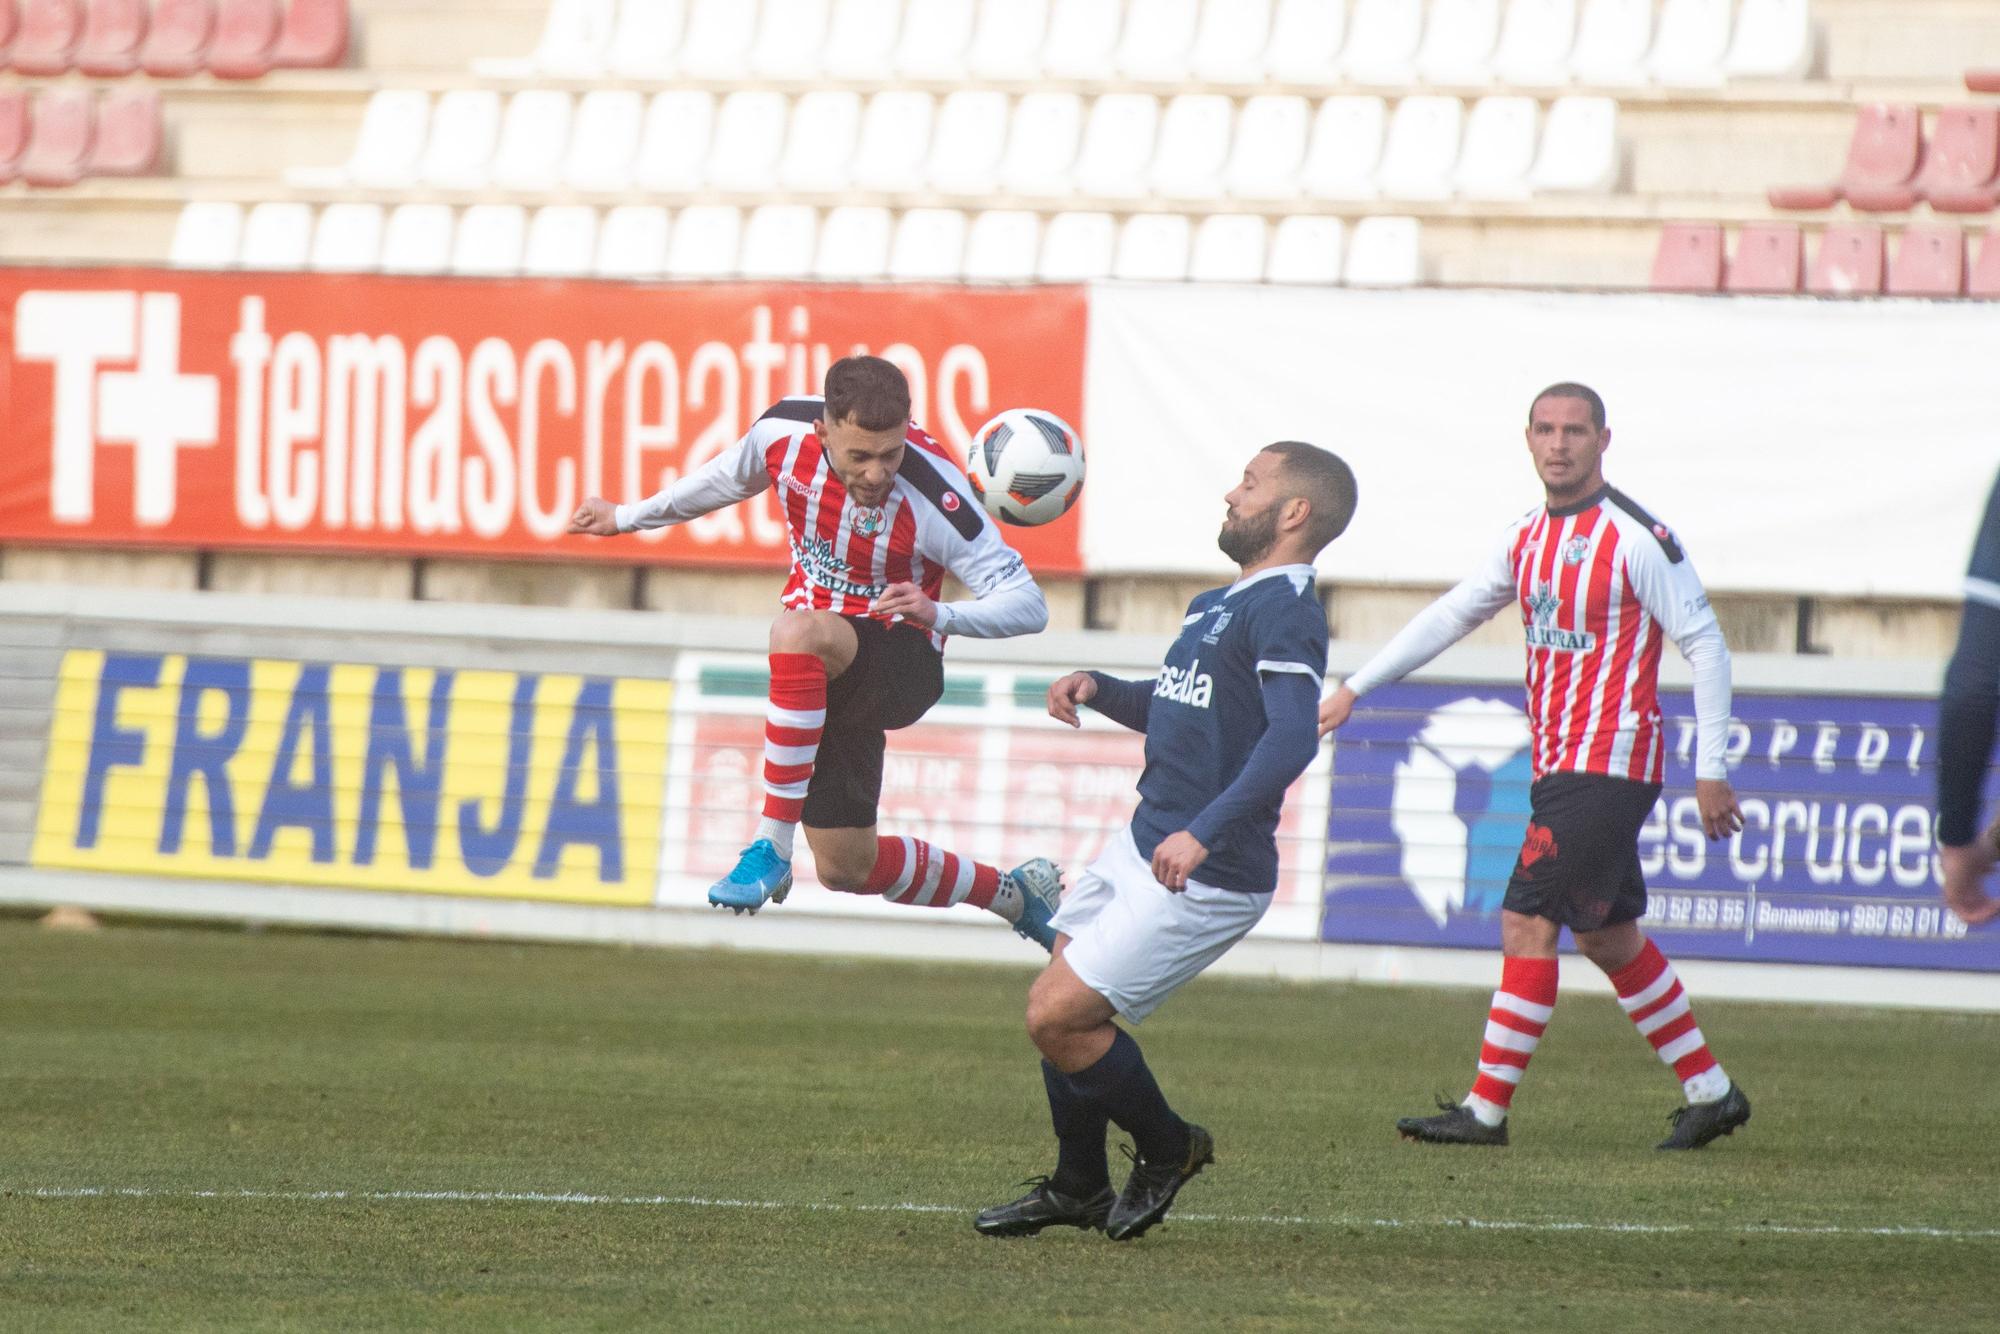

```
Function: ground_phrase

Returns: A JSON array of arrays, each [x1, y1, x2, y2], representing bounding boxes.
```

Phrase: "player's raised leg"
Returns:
[[806, 825, 1064, 949]]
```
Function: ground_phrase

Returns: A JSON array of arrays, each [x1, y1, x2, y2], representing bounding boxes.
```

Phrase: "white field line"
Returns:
[[9, 1186, 2000, 1241]]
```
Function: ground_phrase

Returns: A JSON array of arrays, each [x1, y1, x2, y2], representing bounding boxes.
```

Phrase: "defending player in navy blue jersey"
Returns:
[[1936, 467, 2000, 926], [974, 442, 1358, 1244]]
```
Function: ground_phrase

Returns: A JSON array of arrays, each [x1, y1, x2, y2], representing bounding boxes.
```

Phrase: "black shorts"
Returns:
[[1502, 772, 1664, 933], [801, 618, 945, 830]]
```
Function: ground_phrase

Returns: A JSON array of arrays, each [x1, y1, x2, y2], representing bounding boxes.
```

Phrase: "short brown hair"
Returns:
[[824, 355, 911, 431], [1530, 382, 1606, 431], [1263, 441, 1357, 555]]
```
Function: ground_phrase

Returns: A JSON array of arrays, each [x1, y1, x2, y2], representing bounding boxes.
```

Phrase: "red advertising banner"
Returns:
[[0, 270, 1088, 573]]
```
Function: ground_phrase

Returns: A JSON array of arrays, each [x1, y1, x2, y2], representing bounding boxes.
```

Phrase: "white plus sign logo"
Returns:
[[13, 291, 220, 527]]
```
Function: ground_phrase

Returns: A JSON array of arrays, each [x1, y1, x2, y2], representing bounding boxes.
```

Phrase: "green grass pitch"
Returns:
[[2, 916, 1997, 1332]]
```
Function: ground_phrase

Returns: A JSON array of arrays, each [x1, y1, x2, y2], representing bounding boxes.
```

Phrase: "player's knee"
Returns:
[[818, 862, 873, 893], [1023, 986, 1074, 1052]]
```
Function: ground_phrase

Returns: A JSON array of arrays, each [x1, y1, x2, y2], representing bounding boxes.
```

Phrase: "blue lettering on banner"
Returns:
[[458, 674, 538, 878], [354, 667, 453, 870], [77, 653, 164, 850], [250, 663, 337, 863], [161, 656, 251, 856], [534, 676, 623, 880]]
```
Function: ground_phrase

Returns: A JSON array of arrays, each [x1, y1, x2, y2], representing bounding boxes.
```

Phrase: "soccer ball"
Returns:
[[965, 409, 1086, 527]]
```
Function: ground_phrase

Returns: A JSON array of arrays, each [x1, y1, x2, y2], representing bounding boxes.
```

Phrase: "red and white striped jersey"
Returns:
[[614, 397, 1040, 648]]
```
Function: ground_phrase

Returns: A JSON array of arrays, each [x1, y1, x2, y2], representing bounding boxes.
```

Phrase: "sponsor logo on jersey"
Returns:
[[1523, 580, 1598, 652], [1200, 609, 1233, 644], [781, 473, 817, 501], [941, 491, 961, 512], [1153, 659, 1214, 709], [848, 505, 887, 538], [1562, 536, 1591, 566], [793, 534, 883, 600]]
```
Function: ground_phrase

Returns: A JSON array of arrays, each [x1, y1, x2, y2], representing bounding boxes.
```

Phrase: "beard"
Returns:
[[1217, 505, 1279, 566]]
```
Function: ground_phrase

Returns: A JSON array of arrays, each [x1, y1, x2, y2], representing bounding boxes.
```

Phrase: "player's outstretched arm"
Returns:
[[567, 497, 620, 536], [1046, 671, 1098, 727]]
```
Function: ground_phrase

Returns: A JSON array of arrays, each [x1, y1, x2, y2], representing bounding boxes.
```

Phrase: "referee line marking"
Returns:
[[8, 1186, 1998, 1241]]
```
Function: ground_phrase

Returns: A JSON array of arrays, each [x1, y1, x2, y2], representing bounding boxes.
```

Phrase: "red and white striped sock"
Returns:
[[1608, 939, 1732, 1104], [754, 652, 826, 859], [860, 836, 1019, 921], [1463, 956, 1559, 1127]]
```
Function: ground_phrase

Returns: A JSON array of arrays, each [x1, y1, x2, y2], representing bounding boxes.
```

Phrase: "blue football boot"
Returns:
[[708, 839, 794, 915], [1005, 858, 1063, 951]]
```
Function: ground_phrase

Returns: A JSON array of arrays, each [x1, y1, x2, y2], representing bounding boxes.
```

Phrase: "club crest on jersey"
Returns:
[[1154, 659, 1214, 708], [1562, 536, 1591, 566], [849, 505, 888, 537], [1523, 580, 1597, 652], [1201, 609, 1234, 644]]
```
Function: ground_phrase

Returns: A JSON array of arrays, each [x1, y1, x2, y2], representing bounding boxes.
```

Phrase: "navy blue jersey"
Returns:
[[1937, 470, 2000, 844], [1124, 565, 1329, 893]]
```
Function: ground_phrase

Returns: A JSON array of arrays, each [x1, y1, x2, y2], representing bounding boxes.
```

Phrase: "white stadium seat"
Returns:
[[1494, 0, 1578, 86], [1264, 0, 1347, 84], [1266, 214, 1345, 284], [962, 209, 1042, 281], [1340, 0, 1423, 85], [608, 0, 684, 78], [380, 204, 455, 275], [474, 0, 615, 78], [170, 201, 244, 269], [1648, 0, 1732, 87], [240, 202, 313, 270], [1037, 211, 1117, 281], [851, 91, 935, 192], [1344, 215, 1422, 285], [1190, 0, 1272, 83], [1112, 214, 1191, 281], [895, 0, 975, 79], [888, 208, 968, 280], [565, 90, 645, 192], [823, 0, 902, 79], [1001, 93, 1084, 197], [1569, 0, 1652, 85], [1116, 0, 1200, 82], [1528, 95, 1619, 191], [1300, 95, 1386, 200], [1224, 94, 1310, 200], [740, 204, 819, 278], [291, 89, 426, 190], [1188, 214, 1267, 282], [666, 205, 743, 278], [491, 90, 573, 192], [1418, 0, 1501, 85], [309, 202, 385, 273], [779, 91, 863, 194], [707, 91, 789, 193], [523, 205, 598, 278], [677, 0, 759, 80], [927, 90, 1011, 196], [1453, 95, 1539, 200], [1376, 94, 1463, 202], [1072, 93, 1161, 199], [751, 0, 831, 79], [595, 205, 671, 279], [1724, 0, 1814, 81], [1042, 0, 1122, 81], [422, 90, 502, 190], [635, 91, 715, 193], [452, 204, 527, 277], [1150, 94, 1232, 200], [815, 205, 893, 279], [969, 0, 1049, 79]]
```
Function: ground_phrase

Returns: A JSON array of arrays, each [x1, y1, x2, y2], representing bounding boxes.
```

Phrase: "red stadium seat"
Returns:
[[1968, 229, 2000, 298], [139, 0, 214, 76], [85, 84, 159, 175], [1768, 103, 1921, 212], [274, 0, 348, 69], [75, 0, 146, 75], [1968, 69, 2000, 95], [1807, 223, 1885, 296], [10, 0, 83, 75], [207, 0, 277, 79], [1725, 223, 1804, 294], [20, 85, 92, 186], [0, 0, 19, 68], [1886, 223, 1966, 297], [0, 87, 28, 184], [1916, 106, 2000, 214], [1649, 222, 1723, 292]]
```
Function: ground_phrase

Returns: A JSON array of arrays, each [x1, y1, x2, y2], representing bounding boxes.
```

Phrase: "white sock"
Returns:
[[755, 817, 796, 860], [1463, 1092, 1507, 1127], [1683, 1066, 1731, 1104], [987, 875, 1023, 924]]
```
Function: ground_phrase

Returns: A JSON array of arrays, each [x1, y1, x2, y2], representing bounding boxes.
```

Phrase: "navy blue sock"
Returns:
[[1042, 1060, 1111, 1197], [1064, 1029, 1190, 1166]]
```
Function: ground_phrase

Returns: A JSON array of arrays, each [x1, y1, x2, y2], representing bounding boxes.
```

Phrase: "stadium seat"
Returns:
[[1768, 103, 1920, 212], [292, 89, 426, 189], [607, 0, 681, 77], [12, 0, 81, 75], [1150, 94, 1232, 200], [822, 0, 899, 80], [1376, 95, 1463, 202], [491, 90, 573, 193], [1188, 214, 1267, 282], [1301, 95, 1386, 200], [888, 208, 968, 280], [451, 204, 527, 277], [379, 203, 454, 275], [1969, 229, 2000, 298], [1886, 224, 1966, 297], [272, 0, 348, 69], [1344, 215, 1423, 285], [1189, 0, 1271, 83], [1723, 222, 1802, 293], [239, 200, 312, 269], [1494, 0, 1577, 86], [927, 90, 1010, 196], [814, 204, 892, 279], [1223, 94, 1309, 200], [851, 91, 934, 192], [1647, 0, 1731, 87], [0, 0, 15, 65], [751, 0, 830, 79], [1263, 0, 1346, 84], [707, 90, 788, 194], [475, 0, 613, 77], [308, 201, 385, 273], [1036, 211, 1116, 280], [1116, 0, 1199, 81], [677, 0, 757, 79], [1528, 96, 1620, 193], [595, 204, 670, 279], [1914, 107, 2000, 215], [0, 88, 26, 185], [1970, 70, 2000, 97], [1112, 213, 1191, 281], [421, 90, 502, 190], [1072, 93, 1161, 199], [137, 0, 213, 77], [1649, 221, 1723, 292], [169, 200, 243, 268], [523, 204, 598, 278], [1341, 0, 1421, 85], [962, 209, 1041, 281], [666, 204, 743, 278], [635, 91, 715, 194], [76, 0, 146, 77], [1569, 0, 1652, 85], [84, 84, 159, 175], [1454, 95, 1538, 200], [778, 90, 862, 194], [739, 204, 818, 278], [1266, 214, 1345, 284], [1807, 223, 1885, 296], [207, 0, 278, 80], [564, 90, 644, 193], [1417, 0, 1500, 85], [1001, 92, 1083, 197], [20, 86, 91, 186], [968, 0, 1047, 79], [895, 0, 973, 79], [1722, 0, 1812, 81], [1041, 0, 1120, 81]]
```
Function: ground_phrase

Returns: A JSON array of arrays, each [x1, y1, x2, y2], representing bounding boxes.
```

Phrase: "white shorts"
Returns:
[[1051, 826, 1273, 1023]]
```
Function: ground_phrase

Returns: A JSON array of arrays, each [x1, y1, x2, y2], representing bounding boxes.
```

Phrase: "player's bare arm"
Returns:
[[1046, 671, 1099, 727], [568, 497, 619, 536], [1940, 840, 2000, 926], [1694, 778, 1744, 841], [870, 582, 937, 628]]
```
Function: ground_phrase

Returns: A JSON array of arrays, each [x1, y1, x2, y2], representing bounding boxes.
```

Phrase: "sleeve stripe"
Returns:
[[1257, 659, 1325, 687], [1968, 576, 2000, 610]]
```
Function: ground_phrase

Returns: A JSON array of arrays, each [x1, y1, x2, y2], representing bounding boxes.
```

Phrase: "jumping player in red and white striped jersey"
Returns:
[[567, 356, 1063, 948], [1320, 383, 1753, 1151]]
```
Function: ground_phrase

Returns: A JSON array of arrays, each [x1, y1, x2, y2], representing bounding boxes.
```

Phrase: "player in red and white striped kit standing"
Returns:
[[568, 355, 1063, 949], [1320, 383, 1752, 1150]]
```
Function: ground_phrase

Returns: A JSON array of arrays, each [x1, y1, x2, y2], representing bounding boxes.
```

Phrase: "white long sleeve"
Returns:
[[1342, 535, 1518, 696], [1624, 536, 1734, 781], [932, 580, 1049, 640], [614, 433, 770, 532]]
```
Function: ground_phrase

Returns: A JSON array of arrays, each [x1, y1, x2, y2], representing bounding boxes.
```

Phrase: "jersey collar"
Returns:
[[1545, 484, 1610, 518], [1226, 563, 1318, 597]]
